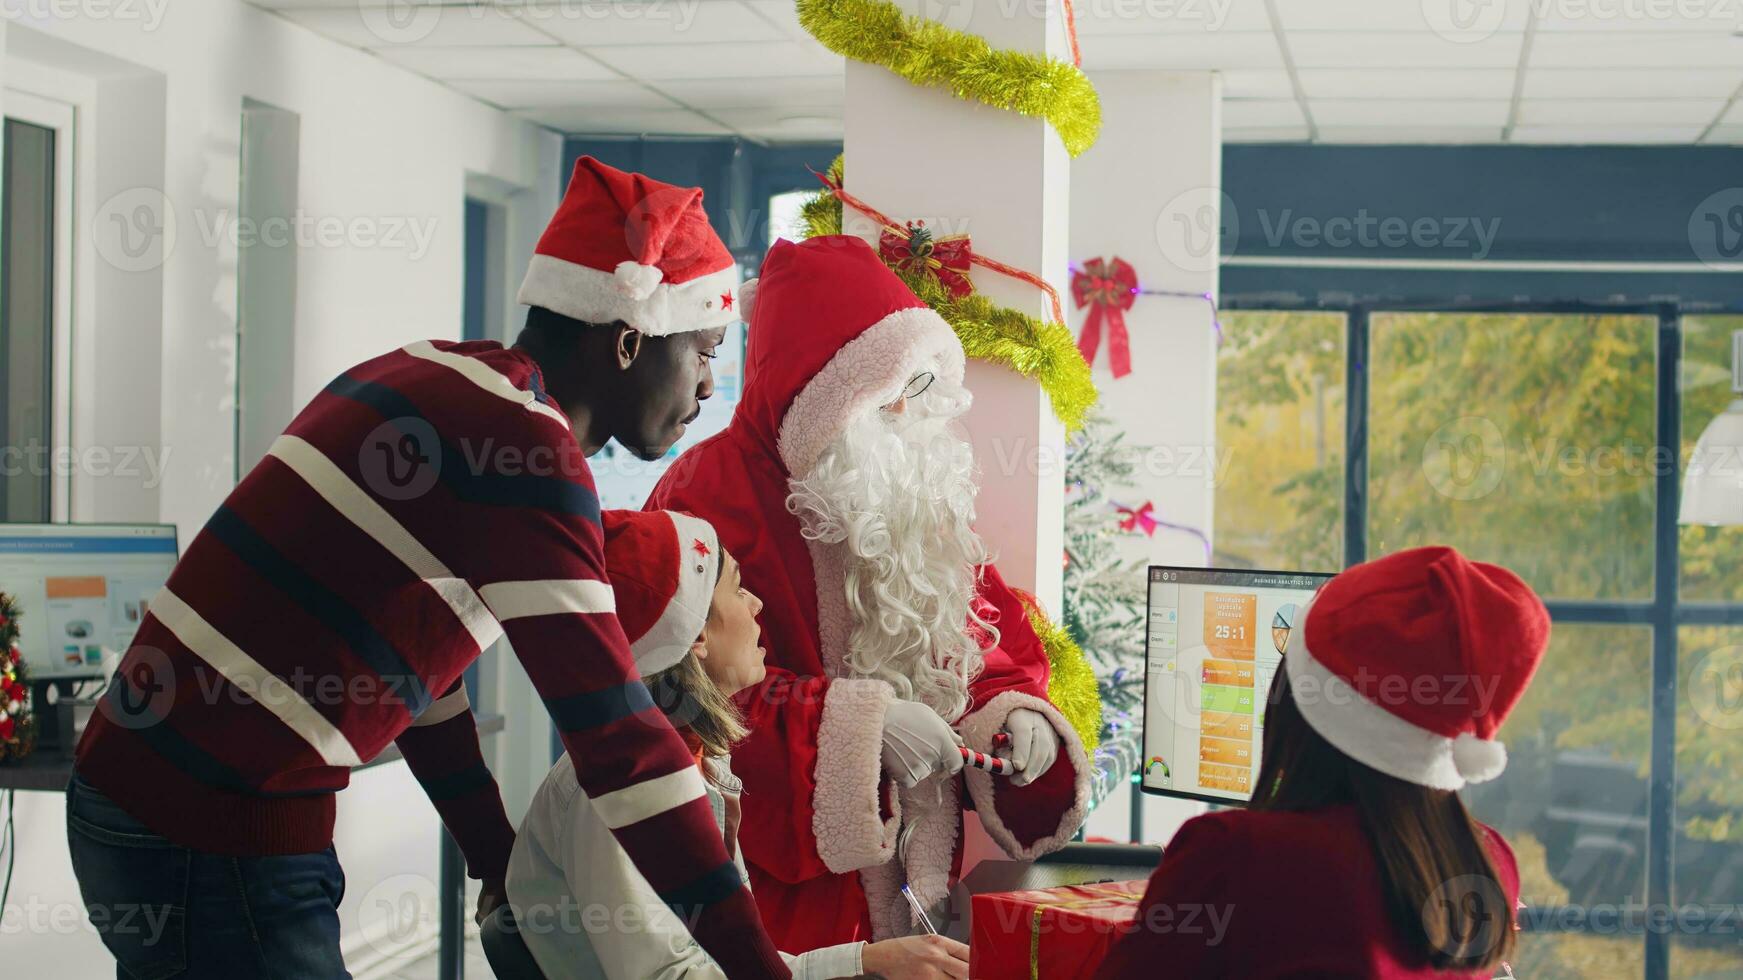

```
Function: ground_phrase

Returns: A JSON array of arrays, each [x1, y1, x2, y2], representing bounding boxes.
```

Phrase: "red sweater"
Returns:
[[1096, 804, 1520, 979], [75, 340, 788, 979]]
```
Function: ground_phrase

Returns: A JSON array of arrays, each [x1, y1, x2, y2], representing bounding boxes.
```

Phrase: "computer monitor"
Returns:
[[0, 523, 178, 680], [1141, 565, 1334, 807]]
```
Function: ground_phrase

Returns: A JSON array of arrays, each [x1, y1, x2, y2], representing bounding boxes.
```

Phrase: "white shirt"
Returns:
[[507, 752, 866, 980]]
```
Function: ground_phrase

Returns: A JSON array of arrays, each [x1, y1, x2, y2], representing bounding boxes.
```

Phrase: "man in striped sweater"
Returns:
[[68, 158, 790, 979]]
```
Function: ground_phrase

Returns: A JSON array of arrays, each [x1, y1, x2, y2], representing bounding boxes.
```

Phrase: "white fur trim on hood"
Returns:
[[1283, 600, 1495, 791], [958, 690, 1091, 860], [776, 306, 964, 480], [518, 253, 740, 337]]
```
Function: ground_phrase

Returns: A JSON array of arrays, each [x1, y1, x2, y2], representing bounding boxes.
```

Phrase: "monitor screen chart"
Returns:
[[0, 524, 178, 680], [1141, 566, 1332, 806]]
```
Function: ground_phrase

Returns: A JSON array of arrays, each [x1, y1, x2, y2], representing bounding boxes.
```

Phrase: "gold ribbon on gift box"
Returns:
[[1027, 883, 1144, 980]]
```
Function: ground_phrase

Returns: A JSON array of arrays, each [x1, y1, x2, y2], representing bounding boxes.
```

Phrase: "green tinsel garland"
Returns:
[[1030, 606, 1103, 755], [798, 156, 847, 236], [800, 157, 1097, 433], [797, 0, 1102, 157], [911, 276, 1096, 434]]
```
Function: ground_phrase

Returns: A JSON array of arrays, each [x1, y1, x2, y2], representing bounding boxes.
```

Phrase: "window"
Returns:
[[767, 189, 815, 248], [1680, 315, 1743, 604], [1492, 624, 1652, 972], [1215, 304, 1743, 979], [1214, 310, 1344, 572], [1675, 625, 1743, 971], [1369, 311, 1658, 601], [2, 94, 74, 523]]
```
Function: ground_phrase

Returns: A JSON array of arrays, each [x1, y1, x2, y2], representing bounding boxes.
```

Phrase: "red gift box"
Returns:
[[969, 880, 1147, 980]]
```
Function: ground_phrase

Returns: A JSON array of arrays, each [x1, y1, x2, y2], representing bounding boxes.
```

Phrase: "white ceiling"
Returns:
[[250, 0, 1743, 145]]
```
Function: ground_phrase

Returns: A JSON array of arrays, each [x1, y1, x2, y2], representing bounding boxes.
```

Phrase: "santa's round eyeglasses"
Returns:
[[881, 371, 936, 413], [899, 372, 935, 402]]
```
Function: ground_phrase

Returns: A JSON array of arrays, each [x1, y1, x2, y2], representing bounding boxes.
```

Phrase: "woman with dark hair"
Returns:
[[1098, 546, 1546, 978]]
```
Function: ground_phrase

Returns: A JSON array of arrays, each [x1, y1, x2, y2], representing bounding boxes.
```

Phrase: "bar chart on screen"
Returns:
[[1143, 568, 1332, 806]]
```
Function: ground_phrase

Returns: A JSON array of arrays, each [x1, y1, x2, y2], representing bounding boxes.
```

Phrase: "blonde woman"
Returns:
[[506, 510, 969, 980]]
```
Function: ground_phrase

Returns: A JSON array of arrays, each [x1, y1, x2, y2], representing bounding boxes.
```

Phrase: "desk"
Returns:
[[0, 713, 505, 980]]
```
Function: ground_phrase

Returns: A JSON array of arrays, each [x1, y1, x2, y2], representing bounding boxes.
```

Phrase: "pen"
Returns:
[[901, 884, 940, 936]]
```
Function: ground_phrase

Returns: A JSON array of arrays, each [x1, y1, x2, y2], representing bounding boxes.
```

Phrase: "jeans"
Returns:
[[66, 772, 352, 980]]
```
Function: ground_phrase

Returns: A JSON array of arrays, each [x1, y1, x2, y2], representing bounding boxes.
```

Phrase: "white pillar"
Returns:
[[1069, 71, 1222, 845], [842, 2, 1070, 615]]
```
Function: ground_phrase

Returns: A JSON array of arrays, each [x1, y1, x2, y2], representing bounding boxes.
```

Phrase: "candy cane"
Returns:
[[960, 746, 1011, 775]]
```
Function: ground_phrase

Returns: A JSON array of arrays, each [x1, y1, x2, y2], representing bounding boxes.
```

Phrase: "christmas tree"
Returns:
[[1062, 411, 1150, 744], [0, 592, 36, 763]]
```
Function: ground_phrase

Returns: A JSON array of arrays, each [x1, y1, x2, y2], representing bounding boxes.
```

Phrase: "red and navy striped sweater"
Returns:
[[75, 340, 788, 979]]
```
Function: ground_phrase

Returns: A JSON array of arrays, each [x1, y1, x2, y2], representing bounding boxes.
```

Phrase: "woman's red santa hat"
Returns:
[[602, 510, 722, 674], [1283, 545, 1550, 790], [518, 157, 740, 337]]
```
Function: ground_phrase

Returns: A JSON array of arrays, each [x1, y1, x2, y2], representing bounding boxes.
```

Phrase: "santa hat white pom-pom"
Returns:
[[1451, 733, 1507, 784], [737, 278, 759, 321], [614, 260, 663, 301]]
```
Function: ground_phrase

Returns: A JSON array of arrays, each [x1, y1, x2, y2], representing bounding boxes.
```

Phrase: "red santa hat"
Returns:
[[602, 510, 722, 674], [1282, 546, 1550, 790], [740, 236, 965, 481], [518, 156, 740, 337]]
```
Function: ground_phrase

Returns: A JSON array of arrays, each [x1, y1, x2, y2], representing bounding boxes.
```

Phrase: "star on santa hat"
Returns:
[[720, 291, 734, 311], [602, 511, 721, 676], [692, 538, 712, 558]]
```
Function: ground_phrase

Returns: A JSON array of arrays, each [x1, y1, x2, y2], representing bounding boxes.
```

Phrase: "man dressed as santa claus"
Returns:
[[648, 234, 1090, 950]]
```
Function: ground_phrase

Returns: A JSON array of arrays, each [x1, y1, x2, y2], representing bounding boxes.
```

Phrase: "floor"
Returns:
[[387, 934, 494, 980]]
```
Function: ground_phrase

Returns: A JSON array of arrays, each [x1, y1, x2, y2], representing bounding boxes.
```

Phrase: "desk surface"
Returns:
[[0, 713, 506, 793]]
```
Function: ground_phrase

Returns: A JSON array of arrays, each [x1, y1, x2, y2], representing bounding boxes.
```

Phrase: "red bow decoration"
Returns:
[[813, 169, 1066, 326], [879, 221, 973, 300], [1116, 501, 1158, 537], [1072, 256, 1138, 379]]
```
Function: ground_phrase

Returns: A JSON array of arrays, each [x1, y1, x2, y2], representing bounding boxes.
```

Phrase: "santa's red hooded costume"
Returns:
[[648, 235, 1090, 950]]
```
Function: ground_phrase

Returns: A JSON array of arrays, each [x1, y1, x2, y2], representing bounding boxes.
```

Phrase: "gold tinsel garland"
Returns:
[[796, 0, 1102, 157], [801, 158, 1097, 433], [789, 1, 1104, 742], [1029, 604, 1103, 755]]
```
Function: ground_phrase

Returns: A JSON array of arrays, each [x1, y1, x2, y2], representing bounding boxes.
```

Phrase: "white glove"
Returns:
[[881, 699, 964, 789], [998, 708, 1060, 787]]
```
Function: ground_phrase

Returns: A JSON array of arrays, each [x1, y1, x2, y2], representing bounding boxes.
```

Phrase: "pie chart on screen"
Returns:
[[1272, 604, 1301, 655]]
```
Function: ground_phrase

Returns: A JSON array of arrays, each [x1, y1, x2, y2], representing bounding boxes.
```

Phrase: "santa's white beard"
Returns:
[[786, 380, 996, 721]]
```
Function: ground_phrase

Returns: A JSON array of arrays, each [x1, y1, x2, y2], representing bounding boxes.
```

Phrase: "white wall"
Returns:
[[843, 0, 1072, 876], [1, 0, 562, 971], [1070, 71, 1223, 847]]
